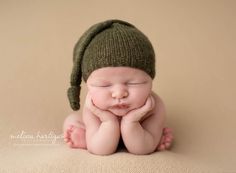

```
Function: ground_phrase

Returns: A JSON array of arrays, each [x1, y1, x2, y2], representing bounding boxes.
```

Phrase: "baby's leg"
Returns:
[[63, 113, 87, 149]]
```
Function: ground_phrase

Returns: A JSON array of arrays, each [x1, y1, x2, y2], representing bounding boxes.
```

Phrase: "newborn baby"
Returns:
[[63, 20, 173, 155]]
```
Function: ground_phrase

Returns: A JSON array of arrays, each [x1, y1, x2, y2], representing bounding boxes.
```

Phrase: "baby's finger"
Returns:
[[89, 102, 102, 116], [85, 93, 92, 108], [150, 95, 155, 110], [85, 97, 112, 120], [85, 94, 101, 115], [142, 95, 153, 111]]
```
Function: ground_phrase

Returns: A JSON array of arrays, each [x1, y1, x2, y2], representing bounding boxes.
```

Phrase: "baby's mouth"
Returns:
[[110, 104, 129, 109]]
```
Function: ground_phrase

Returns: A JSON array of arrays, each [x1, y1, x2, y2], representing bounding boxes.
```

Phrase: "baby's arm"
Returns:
[[121, 93, 165, 155], [83, 94, 120, 155]]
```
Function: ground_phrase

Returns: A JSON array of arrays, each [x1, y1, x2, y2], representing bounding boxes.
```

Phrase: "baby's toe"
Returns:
[[158, 144, 166, 151], [64, 137, 68, 142], [163, 127, 172, 134], [67, 141, 74, 148], [165, 142, 171, 149], [64, 131, 70, 138], [165, 136, 173, 143], [68, 125, 75, 131]]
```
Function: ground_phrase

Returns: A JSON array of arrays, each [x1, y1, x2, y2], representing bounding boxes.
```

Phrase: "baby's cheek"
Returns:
[[92, 94, 110, 110], [133, 98, 146, 108], [130, 92, 149, 108], [129, 96, 144, 108]]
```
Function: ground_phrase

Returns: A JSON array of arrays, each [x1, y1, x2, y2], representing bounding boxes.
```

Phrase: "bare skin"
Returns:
[[63, 67, 174, 155]]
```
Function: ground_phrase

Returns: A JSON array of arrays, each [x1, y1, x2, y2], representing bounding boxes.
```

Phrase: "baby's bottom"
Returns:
[[63, 114, 173, 151]]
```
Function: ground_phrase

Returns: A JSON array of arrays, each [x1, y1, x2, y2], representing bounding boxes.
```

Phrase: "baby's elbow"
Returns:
[[127, 147, 155, 155], [126, 143, 156, 155], [87, 144, 116, 155], [88, 148, 116, 156]]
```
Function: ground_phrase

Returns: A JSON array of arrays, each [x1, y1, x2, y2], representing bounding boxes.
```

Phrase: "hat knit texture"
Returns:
[[68, 19, 156, 111]]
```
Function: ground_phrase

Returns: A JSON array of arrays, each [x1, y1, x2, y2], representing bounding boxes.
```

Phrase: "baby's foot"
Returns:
[[156, 127, 174, 151], [64, 125, 87, 149]]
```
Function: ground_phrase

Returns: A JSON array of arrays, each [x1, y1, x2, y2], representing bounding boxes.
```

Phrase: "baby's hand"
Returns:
[[85, 93, 118, 122], [122, 95, 155, 123]]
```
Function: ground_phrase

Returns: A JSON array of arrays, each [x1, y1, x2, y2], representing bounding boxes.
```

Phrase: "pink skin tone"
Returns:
[[63, 67, 173, 155]]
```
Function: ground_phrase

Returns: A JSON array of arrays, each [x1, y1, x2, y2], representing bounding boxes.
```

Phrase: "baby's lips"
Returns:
[[111, 104, 129, 109]]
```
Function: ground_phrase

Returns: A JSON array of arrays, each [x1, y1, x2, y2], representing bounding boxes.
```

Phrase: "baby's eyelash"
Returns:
[[98, 85, 111, 87], [90, 84, 111, 87], [127, 83, 139, 85], [127, 81, 147, 85]]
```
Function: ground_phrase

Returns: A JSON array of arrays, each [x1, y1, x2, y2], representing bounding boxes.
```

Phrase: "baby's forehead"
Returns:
[[88, 67, 151, 81], [93, 67, 147, 75]]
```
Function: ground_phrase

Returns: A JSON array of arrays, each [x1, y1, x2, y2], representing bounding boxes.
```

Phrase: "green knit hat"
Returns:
[[68, 19, 156, 111]]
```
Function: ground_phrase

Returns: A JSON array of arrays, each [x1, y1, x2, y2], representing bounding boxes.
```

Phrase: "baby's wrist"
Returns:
[[101, 118, 120, 130], [101, 117, 119, 123], [121, 116, 140, 124], [100, 113, 119, 123]]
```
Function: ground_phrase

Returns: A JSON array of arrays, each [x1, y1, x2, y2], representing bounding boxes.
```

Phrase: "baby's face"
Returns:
[[86, 67, 152, 116]]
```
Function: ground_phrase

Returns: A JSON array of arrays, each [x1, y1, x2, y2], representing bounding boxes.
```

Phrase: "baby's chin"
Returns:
[[108, 109, 130, 117]]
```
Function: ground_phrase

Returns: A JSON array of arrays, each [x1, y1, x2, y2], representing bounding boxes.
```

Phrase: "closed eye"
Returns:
[[98, 85, 111, 87], [127, 81, 147, 85], [91, 84, 111, 87]]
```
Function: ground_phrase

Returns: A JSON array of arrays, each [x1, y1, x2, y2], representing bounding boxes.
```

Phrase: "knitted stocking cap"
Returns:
[[68, 19, 156, 111]]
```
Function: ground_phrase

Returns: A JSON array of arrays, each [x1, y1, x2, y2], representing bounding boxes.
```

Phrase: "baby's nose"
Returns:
[[112, 87, 128, 99]]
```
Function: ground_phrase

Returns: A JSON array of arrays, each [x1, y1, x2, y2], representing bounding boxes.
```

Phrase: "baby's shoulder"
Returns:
[[151, 91, 166, 110], [151, 91, 163, 102]]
